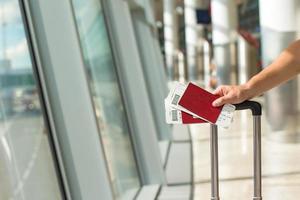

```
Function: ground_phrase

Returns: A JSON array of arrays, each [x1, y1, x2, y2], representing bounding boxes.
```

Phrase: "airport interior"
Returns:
[[1, 0, 300, 199]]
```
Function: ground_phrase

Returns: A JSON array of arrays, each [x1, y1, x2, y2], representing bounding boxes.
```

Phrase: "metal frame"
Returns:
[[69, 0, 143, 197], [102, 0, 166, 184], [18, 0, 70, 199], [21, 0, 114, 199], [210, 101, 262, 200], [253, 116, 262, 199], [210, 125, 219, 200]]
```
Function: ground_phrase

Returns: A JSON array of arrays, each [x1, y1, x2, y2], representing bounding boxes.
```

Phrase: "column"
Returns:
[[260, 0, 300, 142], [184, 0, 207, 81], [211, 0, 237, 85], [163, 0, 178, 80]]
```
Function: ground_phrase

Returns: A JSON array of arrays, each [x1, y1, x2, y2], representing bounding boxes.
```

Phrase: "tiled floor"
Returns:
[[191, 108, 300, 200]]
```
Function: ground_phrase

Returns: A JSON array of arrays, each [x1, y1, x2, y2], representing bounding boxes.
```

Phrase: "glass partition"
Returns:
[[71, 0, 141, 199], [0, 0, 63, 199]]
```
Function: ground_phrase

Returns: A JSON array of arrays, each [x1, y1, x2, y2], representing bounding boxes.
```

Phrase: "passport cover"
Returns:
[[178, 82, 222, 124], [182, 111, 206, 124]]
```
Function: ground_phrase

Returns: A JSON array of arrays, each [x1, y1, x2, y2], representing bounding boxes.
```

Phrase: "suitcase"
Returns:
[[209, 100, 262, 200]]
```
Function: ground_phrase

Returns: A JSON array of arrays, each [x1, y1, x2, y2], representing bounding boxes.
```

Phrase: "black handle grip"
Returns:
[[234, 100, 262, 116]]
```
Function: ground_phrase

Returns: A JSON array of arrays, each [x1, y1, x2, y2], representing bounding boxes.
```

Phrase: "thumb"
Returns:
[[212, 96, 231, 107]]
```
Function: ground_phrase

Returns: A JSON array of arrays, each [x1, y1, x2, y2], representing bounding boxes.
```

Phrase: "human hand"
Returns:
[[212, 85, 252, 107]]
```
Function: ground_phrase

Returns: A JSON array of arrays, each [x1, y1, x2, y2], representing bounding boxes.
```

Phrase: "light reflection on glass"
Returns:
[[71, 0, 141, 199], [0, 0, 62, 199]]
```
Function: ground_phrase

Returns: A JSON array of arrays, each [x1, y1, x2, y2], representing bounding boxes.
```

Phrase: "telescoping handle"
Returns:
[[234, 100, 262, 200], [234, 100, 262, 116], [209, 101, 262, 200], [210, 124, 219, 200]]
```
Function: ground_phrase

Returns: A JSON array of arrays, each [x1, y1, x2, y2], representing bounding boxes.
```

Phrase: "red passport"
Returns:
[[178, 82, 222, 124], [182, 111, 206, 124]]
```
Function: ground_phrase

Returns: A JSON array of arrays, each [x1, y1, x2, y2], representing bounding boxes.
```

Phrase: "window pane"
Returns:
[[0, 1, 63, 199], [71, 0, 141, 199]]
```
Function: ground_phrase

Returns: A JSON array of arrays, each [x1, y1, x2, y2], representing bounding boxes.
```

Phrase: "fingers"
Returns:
[[212, 86, 228, 107], [212, 96, 226, 107], [212, 98, 221, 107], [212, 85, 248, 107], [212, 86, 224, 95], [212, 95, 233, 107]]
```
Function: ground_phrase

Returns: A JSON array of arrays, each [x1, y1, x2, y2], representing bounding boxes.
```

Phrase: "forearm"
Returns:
[[212, 40, 300, 107], [244, 40, 300, 98]]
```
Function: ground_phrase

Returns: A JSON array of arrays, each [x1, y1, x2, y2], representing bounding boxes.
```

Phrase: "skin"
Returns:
[[212, 40, 300, 107]]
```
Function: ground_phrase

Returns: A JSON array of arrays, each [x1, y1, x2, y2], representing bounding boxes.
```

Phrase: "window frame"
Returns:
[[101, 0, 166, 185], [68, 0, 143, 198], [1, 0, 71, 199], [20, 0, 114, 199]]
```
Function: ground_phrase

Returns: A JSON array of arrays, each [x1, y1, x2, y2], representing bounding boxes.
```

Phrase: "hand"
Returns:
[[212, 84, 252, 107]]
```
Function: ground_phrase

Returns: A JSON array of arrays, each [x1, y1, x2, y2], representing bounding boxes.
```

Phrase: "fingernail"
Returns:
[[212, 101, 218, 107]]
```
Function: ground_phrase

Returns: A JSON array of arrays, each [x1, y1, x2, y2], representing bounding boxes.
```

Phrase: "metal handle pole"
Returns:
[[235, 101, 262, 199], [253, 116, 262, 200], [210, 124, 220, 200]]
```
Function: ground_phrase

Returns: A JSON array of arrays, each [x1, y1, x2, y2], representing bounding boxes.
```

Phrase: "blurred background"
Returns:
[[1, 0, 300, 199], [155, 0, 300, 199]]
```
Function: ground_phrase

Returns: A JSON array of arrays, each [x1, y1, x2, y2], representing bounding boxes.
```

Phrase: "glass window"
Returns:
[[71, 0, 141, 199], [0, 0, 63, 199]]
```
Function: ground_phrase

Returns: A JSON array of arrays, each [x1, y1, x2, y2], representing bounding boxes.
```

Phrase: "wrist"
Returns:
[[241, 82, 256, 99]]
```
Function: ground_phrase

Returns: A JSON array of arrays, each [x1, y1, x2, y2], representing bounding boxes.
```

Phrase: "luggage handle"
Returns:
[[234, 100, 262, 116], [210, 100, 262, 200], [235, 100, 262, 200]]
